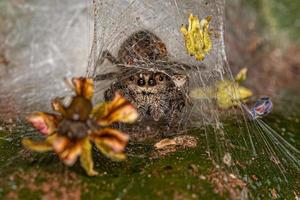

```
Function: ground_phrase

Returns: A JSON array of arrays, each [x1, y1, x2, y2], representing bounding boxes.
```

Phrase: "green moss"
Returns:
[[18, 189, 41, 200], [0, 92, 299, 199], [0, 125, 223, 200]]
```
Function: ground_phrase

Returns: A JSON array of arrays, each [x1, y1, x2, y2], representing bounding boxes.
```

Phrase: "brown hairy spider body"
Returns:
[[95, 30, 201, 123]]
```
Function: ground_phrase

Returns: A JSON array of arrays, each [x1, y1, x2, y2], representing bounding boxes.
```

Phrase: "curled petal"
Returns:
[[61, 145, 82, 166], [53, 137, 83, 166], [22, 138, 53, 152], [235, 68, 248, 83], [52, 135, 70, 153], [95, 93, 138, 126], [72, 77, 94, 100], [51, 98, 67, 116], [80, 138, 98, 176], [91, 128, 129, 161], [27, 112, 60, 135]]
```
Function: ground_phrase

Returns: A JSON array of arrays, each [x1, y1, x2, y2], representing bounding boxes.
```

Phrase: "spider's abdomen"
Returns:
[[118, 30, 168, 64]]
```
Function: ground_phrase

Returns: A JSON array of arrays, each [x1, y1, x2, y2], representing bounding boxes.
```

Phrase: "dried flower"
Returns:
[[181, 14, 212, 61], [191, 68, 253, 109], [23, 77, 138, 176]]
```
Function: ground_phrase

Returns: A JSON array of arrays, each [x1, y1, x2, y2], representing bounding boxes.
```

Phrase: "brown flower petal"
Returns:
[[61, 145, 82, 166], [52, 136, 83, 166], [95, 93, 138, 126], [91, 128, 129, 161], [52, 135, 71, 153], [72, 77, 94, 100], [51, 98, 67, 116], [27, 112, 59, 136]]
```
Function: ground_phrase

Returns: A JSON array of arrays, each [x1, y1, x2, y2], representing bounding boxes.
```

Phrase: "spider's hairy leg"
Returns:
[[170, 61, 206, 72], [149, 104, 164, 122], [136, 106, 147, 122], [96, 50, 121, 66], [94, 72, 120, 81], [103, 87, 114, 101], [182, 63, 206, 71], [94, 50, 124, 81], [166, 91, 187, 128]]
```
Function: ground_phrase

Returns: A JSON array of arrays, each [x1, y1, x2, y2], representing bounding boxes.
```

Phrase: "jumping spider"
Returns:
[[94, 30, 204, 123]]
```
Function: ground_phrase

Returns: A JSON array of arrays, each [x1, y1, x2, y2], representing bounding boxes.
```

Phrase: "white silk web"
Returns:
[[87, 0, 300, 196]]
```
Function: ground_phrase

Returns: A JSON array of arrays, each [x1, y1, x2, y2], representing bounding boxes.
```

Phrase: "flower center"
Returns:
[[58, 119, 89, 140], [66, 96, 93, 121]]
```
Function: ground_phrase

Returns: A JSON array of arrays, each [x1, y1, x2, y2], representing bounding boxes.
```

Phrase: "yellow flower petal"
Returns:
[[80, 138, 98, 176], [72, 77, 94, 100], [27, 112, 59, 135], [181, 14, 212, 61], [91, 128, 129, 161], [95, 93, 138, 126], [91, 102, 106, 121], [22, 138, 53, 152], [235, 68, 248, 83]]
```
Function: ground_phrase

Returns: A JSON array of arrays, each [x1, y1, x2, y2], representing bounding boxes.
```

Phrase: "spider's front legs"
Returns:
[[94, 50, 123, 81], [96, 50, 120, 66], [132, 105, 146, 122], [149, 104, 164, 122]]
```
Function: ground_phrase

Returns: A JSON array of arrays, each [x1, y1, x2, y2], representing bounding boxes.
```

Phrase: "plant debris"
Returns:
[[152, 135, 198, 157], [208, 170, 248, 200]]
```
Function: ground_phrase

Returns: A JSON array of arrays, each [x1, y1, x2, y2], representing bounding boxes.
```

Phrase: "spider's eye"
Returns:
[[129, 76, 134, 81], [148, 78, 156, 86], [159, 75, 164, 81], [137, 78, 145, 86]]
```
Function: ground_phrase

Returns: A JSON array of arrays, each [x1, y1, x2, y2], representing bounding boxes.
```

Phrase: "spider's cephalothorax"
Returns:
[[95, 30, 201, 123], [103, 68, 188, 122]]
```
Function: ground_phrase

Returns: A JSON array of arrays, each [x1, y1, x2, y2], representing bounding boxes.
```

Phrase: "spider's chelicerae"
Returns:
[[95, 30, 204, 124]]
